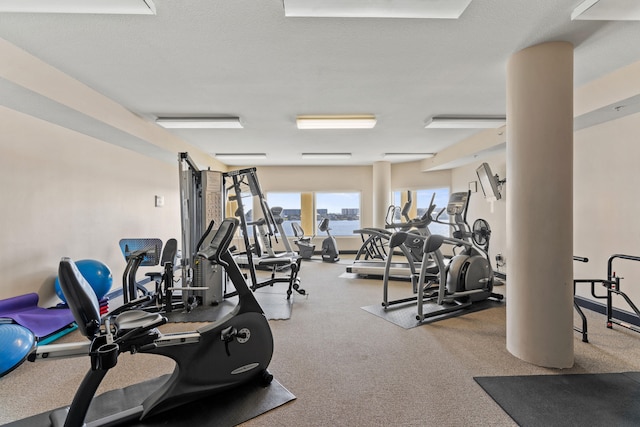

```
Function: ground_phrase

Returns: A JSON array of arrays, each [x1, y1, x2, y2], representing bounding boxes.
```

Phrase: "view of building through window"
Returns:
[[264, 192, 361, 237], [260, 190, 453, 239], [266, 192, 301, 237], [315, 192, 361, 236]]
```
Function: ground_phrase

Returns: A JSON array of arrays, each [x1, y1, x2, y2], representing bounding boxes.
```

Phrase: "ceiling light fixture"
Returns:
[[425, 116, 506, 129], [296, 115, 377, 130], [572, 0, 640, 21], [383, 153, 435, 159], [301, 153, 352, 160], [214, 153, 267, 160], [283, 0, 473, 19], [0, 0, 156, 14], [156, 117, 243, 129]]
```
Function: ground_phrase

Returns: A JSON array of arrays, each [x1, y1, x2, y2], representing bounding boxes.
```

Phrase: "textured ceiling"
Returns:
[[0, 0, 640, 166]]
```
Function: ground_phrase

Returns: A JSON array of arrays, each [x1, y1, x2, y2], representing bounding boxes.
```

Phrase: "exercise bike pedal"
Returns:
[[260, 370, 274, 386]]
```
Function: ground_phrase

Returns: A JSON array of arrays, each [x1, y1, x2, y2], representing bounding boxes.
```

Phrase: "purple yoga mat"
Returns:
[[0, 293, 74, 338]]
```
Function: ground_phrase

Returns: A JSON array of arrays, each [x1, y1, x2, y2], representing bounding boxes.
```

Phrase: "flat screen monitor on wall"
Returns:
[[476, 162, 501, 202]]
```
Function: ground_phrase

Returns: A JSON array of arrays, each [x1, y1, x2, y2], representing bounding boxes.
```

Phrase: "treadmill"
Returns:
[[346, 192, 471, 280]]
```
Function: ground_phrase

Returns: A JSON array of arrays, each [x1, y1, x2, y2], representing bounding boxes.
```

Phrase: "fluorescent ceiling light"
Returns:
[[572, 0, 640, 21], [302, 153, 352, 160], [215, 153, 267, 160], [297, 115, 376, 129], [425, 116, 506, 129], [0, 0, 156, 14], [283, 0, 472, 19], [383, 153, 435, 159], [156, 117, 243, 129]]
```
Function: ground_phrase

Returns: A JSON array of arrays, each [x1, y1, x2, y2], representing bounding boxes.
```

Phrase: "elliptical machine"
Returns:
[[318, 217, 339, 263], [412, 232, 502, 321], [382, 192, 503, 323], [29, 218, 274, 427]]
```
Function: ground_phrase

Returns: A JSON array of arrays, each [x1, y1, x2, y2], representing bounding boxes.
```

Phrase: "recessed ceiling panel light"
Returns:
[[156, 117, 243, 129], [283, 0, 472, 19], [383, 153, 435, 159], [425, 116, 506, 129], [215, 153, 267, 160], [296, 115, 376, 129], [301, 153, 352, 159], [0, 0, 156, 14], [572, 0, 640, 21]]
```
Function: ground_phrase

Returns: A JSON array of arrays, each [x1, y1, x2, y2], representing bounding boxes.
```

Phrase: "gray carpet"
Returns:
[[5, 258, 640, 426], [361, 298, 503, 329], [5, 374, 295, 427], [475, 372, 640, 427]]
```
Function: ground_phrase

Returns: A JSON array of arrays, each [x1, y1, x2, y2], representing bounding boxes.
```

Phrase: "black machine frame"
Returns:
[[223, 167, 305, 299], [574, 254, 640, 343]]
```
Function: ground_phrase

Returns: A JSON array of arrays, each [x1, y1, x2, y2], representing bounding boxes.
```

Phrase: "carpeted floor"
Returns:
[[2, 256, 640, 426]]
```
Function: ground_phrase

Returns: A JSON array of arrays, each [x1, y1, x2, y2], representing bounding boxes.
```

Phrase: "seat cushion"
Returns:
[[114, 310, 164, 332]]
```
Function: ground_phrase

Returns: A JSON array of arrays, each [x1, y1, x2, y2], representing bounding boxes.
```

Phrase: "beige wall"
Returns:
[[574, 111, 640, 308], [451, 154, 507, 274], [448, 112, 640, 314], [0, 107, 181, 304], [391, 160, 451, 190], [2, 32, 640, 321], [3, 107, 640, 316]]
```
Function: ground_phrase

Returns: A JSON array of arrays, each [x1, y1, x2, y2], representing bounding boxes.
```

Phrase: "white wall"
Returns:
[[0, 107, 181, 305]]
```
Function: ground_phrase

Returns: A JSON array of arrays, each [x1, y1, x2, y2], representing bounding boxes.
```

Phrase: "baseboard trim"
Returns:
[[574, 295, 640, 328]]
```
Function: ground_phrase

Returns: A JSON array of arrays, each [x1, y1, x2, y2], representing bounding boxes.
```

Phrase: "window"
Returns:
[[266, 192, 301, 237], [315, 192, 361, 236], [416, 188, 450, 236], [390, 188, 451, 235]]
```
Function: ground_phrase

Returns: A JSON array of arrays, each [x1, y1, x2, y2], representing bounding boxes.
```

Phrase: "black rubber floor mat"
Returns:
[[6, 375, 295, 426], [475, 372, 640, 427]]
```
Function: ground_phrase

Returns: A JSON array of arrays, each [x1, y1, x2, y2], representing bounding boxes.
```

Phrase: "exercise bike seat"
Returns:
[[291, 223, 311, 242], [58, 257, 164, 341], [113, 310, 164, 334]]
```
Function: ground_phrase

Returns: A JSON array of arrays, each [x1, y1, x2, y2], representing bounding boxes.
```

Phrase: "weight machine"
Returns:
[[223, 168, 305, 299], [177, 152, 225, 308]]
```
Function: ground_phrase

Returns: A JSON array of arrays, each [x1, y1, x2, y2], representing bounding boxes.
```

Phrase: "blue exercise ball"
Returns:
[[54, 259, 113, 302], [0, 324, 35, 377]]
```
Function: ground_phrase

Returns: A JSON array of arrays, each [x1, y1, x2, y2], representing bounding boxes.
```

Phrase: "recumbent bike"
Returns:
[[28, 217, 274, 427]]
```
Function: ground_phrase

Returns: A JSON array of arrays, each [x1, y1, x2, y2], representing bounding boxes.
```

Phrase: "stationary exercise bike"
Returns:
[[30, 218, 274, 427], [318, 218, 339, 263]]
